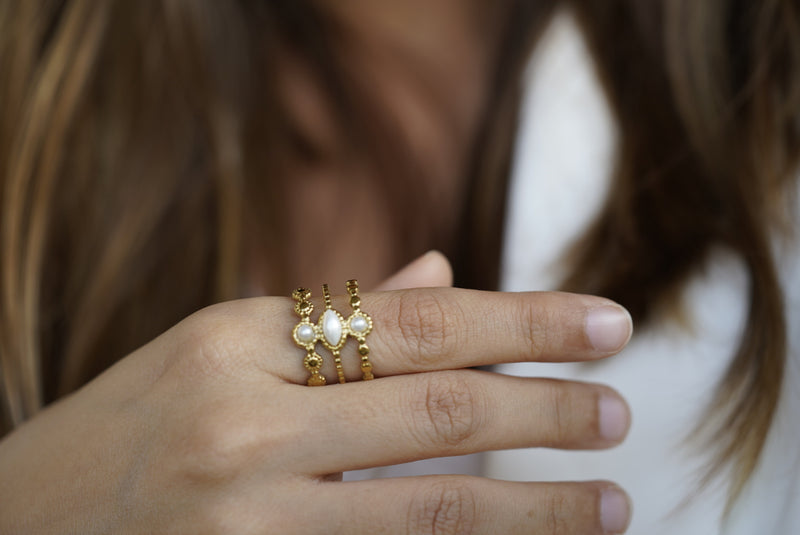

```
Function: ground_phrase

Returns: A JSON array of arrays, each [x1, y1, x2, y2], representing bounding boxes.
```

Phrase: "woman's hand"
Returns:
[[0, 256, 633, 534]]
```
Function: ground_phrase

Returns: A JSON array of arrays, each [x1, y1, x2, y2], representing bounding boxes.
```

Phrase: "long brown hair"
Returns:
[[459, 0, 800, 508], [1, 0, 798, 511], [568, 0, 800, 506]]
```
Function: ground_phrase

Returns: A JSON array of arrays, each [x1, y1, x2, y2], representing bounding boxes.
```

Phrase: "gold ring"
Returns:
[[345, 279, 374, 380], [291, 280, 374, 385], [291, 288, 327, 386], [320, 283, 348, 384]]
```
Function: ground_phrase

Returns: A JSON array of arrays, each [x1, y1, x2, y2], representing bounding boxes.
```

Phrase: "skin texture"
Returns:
[[0, 253, 632, 534]]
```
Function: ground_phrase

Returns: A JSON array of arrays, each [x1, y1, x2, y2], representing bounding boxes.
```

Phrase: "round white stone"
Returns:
[[297, 324, 315, 343], [350, 315, 368, 333], [322, 309, 343, 346]]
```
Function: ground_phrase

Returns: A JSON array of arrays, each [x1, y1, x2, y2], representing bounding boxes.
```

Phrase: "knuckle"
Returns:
[[172, 305, 245, 378], [519, 299, 549, 360], [546, 383, 575, 446], [408, 374, 482, 450], [587, 390, 604, 439], [531, 484, 604, 535], [543, 490, 571, 535], [393, 290, 456, 366], [408, 480, 477, 535]]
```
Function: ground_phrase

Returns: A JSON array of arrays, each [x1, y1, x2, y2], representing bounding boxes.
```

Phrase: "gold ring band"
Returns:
[[291, 288, 327, 386], [320, 283, 347, 384], [345, 279, 374, 381]]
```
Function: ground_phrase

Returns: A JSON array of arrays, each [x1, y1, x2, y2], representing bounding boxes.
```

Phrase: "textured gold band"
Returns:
[[321, 284, 347, 384], [291, 287, 326, 386], [346, 279, 374, 381]]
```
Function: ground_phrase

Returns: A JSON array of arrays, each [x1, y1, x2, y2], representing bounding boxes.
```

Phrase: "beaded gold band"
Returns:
[[320, 283, 347, 384], [291, 288, 326, 386], [346, 279, 374, 380], [291, 280, 374, 386]]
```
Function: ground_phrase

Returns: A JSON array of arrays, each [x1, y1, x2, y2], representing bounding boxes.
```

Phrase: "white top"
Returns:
[[489, 12, 800, 535]]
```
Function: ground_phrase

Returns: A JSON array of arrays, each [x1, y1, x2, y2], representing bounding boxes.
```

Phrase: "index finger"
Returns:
[[264, 287, 632, 383]]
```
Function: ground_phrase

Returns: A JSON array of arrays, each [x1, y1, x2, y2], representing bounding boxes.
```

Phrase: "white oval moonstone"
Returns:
[[323, 309, 343, 346], [297, 324, 315, 343], [350, 315, 368, 333]]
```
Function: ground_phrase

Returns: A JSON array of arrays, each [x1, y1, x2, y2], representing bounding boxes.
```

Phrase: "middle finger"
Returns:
[[286, 369, 630, 474]]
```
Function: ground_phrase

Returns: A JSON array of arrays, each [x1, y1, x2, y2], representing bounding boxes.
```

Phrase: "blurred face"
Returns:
[[255, 0, 505, 294]]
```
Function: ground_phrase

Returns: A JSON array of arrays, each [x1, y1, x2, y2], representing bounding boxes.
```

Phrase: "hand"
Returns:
[[0, 253, 633, 534]]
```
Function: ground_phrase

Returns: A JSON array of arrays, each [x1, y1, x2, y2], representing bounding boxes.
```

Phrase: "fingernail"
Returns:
[[585, 306, 632, 352], [601, 487, 631, 534], [599, 395, 629, 441]]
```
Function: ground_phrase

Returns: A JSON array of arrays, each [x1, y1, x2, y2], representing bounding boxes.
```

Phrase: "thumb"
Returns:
[[372, 250, 453, 291]]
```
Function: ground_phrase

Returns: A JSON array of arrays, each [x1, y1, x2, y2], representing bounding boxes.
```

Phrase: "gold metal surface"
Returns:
[[346, 279, 374, 381], [291, 287, 327, 386]]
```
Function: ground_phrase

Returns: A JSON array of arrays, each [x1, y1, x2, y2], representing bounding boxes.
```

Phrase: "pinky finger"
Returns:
[[305, 476, 631, 535]]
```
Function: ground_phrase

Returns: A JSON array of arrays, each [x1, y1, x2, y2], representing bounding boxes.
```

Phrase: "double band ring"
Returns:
[[291, 279, 373, 386]]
